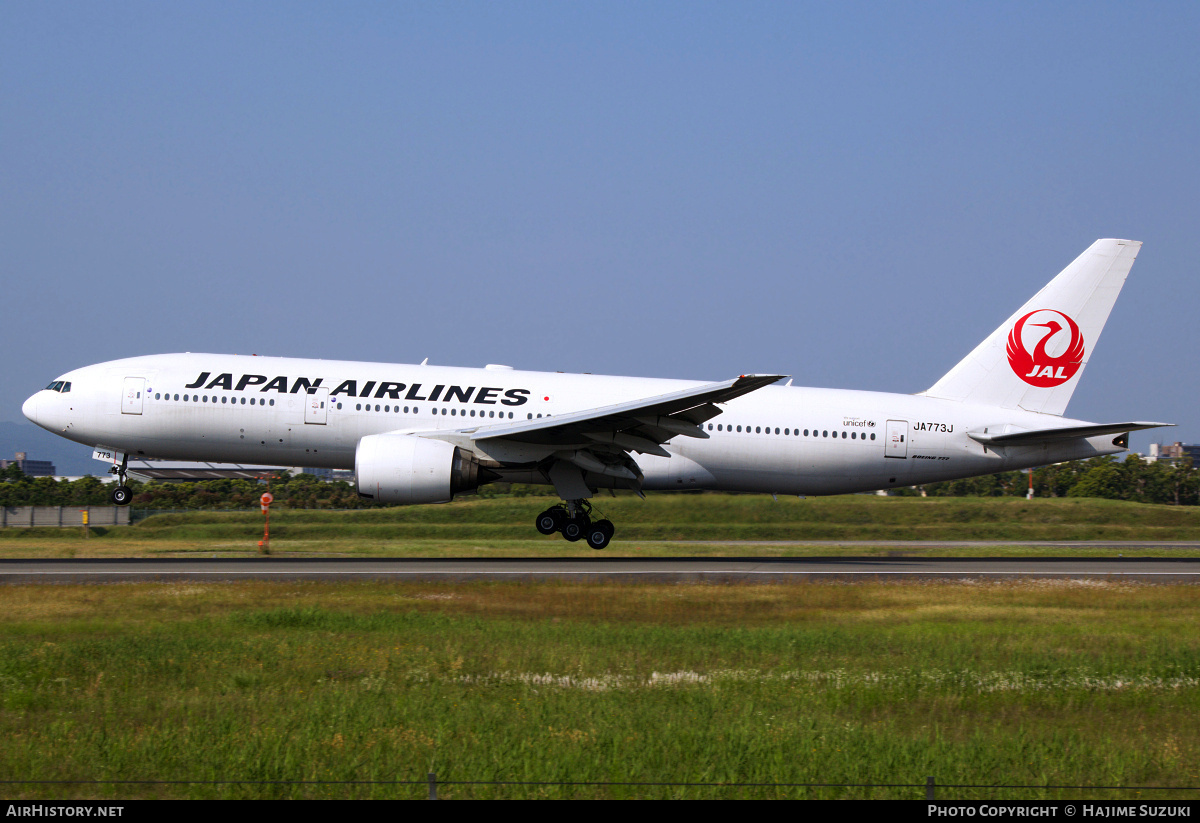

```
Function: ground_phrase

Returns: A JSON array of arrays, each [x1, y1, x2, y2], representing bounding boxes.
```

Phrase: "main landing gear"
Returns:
[[535, 500, 615, 550], [109, 454, 132, 506]]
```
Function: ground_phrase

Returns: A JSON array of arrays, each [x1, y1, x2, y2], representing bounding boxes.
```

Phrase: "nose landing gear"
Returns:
[[534, 500, 615, 550], [108, 454, 132, 506]]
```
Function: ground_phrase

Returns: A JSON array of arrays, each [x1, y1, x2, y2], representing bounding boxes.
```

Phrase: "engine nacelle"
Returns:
[[355, 433, 485, 504]]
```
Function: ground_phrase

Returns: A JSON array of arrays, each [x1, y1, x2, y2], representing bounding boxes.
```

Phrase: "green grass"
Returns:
[[1, 580, 1200, 799], [1, 495, 1199, 558]]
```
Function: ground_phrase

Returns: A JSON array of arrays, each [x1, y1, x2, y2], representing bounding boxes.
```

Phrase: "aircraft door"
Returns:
[[122, 377, 145, 415], [304, 387, 329, 425], [885, 419, 908, 458]]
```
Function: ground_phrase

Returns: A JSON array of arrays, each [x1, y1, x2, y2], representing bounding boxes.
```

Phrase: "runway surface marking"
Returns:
[[5, 556, 1200, 583]]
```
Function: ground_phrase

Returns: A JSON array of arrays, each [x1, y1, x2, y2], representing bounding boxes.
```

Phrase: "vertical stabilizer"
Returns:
[[920, 239, 1141, 416]]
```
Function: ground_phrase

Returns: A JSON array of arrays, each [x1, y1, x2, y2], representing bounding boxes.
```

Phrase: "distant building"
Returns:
[[302, 467, 355, 482], [0, 452, 56, 477], [1147, 442, 1199, 467]]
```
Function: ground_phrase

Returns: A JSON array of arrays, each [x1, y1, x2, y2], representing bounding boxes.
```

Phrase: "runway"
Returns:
[[5, 556, 1200, 583]]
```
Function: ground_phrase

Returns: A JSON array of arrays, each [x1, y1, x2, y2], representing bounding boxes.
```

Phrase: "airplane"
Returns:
[[22, 239, 1172, 550]]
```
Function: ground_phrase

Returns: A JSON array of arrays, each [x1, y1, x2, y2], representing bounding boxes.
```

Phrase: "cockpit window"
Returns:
[[61, 382, 71, 393], [44, 381, 65, 392]]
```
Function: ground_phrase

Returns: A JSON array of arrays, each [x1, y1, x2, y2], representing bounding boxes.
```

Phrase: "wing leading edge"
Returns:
[[468, 373, 787, 449]]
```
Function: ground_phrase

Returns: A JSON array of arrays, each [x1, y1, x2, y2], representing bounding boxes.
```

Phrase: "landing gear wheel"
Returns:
[[108, 454, 131, 506], [562, 513, 590, 543], [586, 519, 615, 550], [535, 507, 567, 535]]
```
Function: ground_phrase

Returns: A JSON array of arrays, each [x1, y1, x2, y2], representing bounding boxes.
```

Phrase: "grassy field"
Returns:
[[1, 495, 1198, 558], [1, 579, 1200, 799]]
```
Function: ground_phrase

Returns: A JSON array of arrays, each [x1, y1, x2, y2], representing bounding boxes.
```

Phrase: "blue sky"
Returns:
[[2, 1, 1196, 460]]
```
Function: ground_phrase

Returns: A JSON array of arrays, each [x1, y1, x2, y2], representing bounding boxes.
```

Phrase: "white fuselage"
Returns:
[[23, 353, 1123, 495]]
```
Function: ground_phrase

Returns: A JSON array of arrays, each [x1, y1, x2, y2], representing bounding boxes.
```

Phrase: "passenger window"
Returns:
[[823, 430, 828, 437], [870, 433, 875, 440], [356, 404, 362, 411], [774, 428, 780, 435], [841, 431, 846, 439]]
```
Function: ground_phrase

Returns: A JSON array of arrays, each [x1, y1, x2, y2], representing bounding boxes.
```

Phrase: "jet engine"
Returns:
[[355, 433, 487, 504]]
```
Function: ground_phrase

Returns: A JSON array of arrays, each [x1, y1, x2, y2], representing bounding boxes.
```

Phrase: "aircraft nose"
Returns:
[[21, 393, 38, 425]]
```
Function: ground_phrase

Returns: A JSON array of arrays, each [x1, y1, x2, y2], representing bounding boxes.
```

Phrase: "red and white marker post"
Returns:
[[259, 492, 274, 554]]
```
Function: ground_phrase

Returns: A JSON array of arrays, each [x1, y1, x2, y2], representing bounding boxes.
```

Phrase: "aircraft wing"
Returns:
[[468, 373, 787, 454], [968, 421, 1174, 446]]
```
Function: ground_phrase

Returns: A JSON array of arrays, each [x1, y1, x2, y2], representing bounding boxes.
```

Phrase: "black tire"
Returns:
[[586, 524, 612, 550], [110, 485, 132, 506], [596, 519, 615, 540], [562, 514, 589, 542], [535, 508, 561, 535]]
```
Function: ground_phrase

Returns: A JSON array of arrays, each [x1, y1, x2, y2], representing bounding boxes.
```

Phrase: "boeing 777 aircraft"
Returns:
[[22, 239, 1171, 549]]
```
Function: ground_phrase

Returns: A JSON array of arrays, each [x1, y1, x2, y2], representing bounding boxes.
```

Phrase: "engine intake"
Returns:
[[355, 433, 487, 504]]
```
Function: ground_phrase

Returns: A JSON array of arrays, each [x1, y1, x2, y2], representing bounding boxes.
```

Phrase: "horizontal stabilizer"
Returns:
[[968, 421, 1174, 446]]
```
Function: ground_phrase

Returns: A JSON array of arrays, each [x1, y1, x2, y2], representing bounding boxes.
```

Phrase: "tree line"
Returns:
[[916, 455, 1199, 505], [0, 463, 549, 509], [1, 455, 1197, 509]]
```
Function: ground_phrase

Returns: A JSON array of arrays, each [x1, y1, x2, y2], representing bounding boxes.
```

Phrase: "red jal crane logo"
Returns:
[[1006, 309, 1085, 387]]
